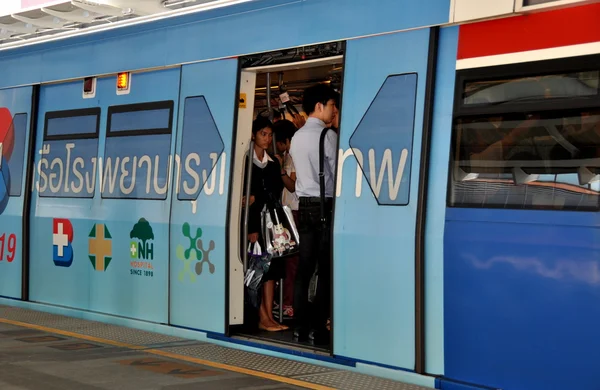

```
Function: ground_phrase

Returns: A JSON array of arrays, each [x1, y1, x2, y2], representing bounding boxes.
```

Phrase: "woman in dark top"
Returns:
[[243, 117, 287, 332]]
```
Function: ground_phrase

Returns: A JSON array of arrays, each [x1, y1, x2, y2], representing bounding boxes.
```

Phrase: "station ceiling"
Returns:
[[0, 0, 253, 51]]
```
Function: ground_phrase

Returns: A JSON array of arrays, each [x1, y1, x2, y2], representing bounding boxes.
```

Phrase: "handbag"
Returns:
[[262, 203, 300, 259], [244, 241, 271, 309]]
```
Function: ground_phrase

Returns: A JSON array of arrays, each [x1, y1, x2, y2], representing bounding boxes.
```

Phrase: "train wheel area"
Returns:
[[0, 304, 427, 390]]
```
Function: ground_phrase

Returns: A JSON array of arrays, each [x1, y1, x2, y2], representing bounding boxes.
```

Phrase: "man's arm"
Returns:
[[325, 130, 338, 178]]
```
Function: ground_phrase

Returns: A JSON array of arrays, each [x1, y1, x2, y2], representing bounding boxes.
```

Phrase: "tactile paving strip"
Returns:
[[165, 345, 432, 390], [0, 305, 433, 390], [0, 305, 185, 345], [296, 371, 431, 390], [165, 344, 333, 377]]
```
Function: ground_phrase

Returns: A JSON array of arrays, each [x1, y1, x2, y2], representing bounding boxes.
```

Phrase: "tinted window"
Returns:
[[40, 108, 100, 198], [102, 101, 173, 200], [349, 73, 417, 206], [463, 71, 599, 106], [46, 114, 98, 137], [450, 110, 600, 210], [110, 108, 171, 133], [178, 96, 225, 200], [524, 0, 568, 5], [8, 114, 27, 197]]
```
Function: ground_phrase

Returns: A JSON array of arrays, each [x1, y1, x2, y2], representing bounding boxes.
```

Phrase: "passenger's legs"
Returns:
[[313, 236, 331, 342], [283, 211, 300, 313], [313, 203, 332, 344], [293, 203, 319, 339], [259, 280, 281, 331]]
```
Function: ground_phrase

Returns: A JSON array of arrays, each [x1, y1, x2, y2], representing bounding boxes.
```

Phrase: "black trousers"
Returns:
[[293, 197, 332, 336]]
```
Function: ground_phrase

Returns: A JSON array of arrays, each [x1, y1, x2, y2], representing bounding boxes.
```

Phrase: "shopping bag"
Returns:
[[262, 205, 300, 258], [244, 241, 271, 309]]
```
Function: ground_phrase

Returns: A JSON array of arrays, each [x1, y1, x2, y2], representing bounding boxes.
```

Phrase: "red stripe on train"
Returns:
[[457, 2, 600, 60]]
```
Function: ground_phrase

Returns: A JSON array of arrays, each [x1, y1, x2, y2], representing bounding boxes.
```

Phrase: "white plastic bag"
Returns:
[[262, 205, 300, 258]]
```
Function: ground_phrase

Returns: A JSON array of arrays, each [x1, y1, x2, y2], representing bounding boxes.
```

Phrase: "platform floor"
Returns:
[[0, 305, 431, 390]]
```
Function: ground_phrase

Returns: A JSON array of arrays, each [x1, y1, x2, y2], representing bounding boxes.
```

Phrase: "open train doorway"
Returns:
[[227, 43, 344, 354]]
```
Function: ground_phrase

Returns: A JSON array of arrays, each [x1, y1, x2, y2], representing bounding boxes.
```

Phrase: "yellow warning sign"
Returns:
[[239, 93, 247, 108]]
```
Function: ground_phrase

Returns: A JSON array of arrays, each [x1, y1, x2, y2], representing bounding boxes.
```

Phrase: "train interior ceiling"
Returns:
[[253, 62, 343, 120], [230, 55, 344, 353]]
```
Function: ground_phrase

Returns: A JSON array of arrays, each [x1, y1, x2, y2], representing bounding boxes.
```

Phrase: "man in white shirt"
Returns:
[[289, 84, 339, 344]]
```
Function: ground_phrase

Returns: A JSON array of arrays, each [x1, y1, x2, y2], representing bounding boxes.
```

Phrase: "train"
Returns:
[[0, 0, 599, 389]]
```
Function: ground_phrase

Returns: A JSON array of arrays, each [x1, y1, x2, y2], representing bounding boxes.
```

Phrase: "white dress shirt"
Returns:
[[289, 117, 337, 198], [281, 152, 299, 210]]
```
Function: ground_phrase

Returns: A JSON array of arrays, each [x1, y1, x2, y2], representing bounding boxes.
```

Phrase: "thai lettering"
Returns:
[[34, 142, 409, 201], [34, 141, 227, 199]]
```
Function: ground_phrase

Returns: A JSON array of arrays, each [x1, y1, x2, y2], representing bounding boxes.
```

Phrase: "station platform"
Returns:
[[0, 304, 432, 390]]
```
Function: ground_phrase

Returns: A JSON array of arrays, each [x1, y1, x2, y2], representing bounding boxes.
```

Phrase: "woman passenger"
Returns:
[[243, 117, 288, 332]]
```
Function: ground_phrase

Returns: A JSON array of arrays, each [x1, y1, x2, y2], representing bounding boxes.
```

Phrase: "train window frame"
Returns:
[[43, 107, 101, 141], [106, 100, 174, 137], [453, 54, 600, 118], [448, 53, 600, 211], [101, 100, 175, 201], [176, 95, 225, 201], [39, 107, 101, 199]]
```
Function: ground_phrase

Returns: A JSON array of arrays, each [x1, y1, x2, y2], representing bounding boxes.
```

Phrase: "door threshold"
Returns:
[[233, 332, 331, 355], [213, 331, 337, 363]]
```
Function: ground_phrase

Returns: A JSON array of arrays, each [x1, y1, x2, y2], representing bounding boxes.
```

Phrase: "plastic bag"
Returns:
[[244, 241, 271, 309], [262, 205, 300, 258], [308, 265, 318, 303]]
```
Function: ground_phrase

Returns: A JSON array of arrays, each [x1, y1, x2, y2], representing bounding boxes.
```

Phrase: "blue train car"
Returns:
[[1, 0, 599, 389]]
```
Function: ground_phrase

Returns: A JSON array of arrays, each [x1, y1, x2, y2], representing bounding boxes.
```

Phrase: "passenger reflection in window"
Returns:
[[453, 110, 600, 210], [467, 115, 540, 162]]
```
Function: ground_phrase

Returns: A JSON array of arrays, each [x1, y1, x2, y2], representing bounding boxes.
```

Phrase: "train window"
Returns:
[[7, 114, 28, 197], [109, 108, 172, 133], [102, 101, 174, 200], [449, 109, 600, 210], [46, 113, 98, 138], [39, 108, 100, 198], [523, 0, 566, 5], [349, 73, 417, 206], [177, 96, 224, 200], [463, 71, 599, 106]]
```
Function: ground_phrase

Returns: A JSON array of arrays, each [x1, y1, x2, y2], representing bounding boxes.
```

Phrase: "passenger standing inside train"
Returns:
[[243, 116, 288, 332], [273, 119, 299, 318], [289, 84, 339, 344]]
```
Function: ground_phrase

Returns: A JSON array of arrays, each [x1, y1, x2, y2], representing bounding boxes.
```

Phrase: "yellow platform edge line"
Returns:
[[0, 317, 336, 390]]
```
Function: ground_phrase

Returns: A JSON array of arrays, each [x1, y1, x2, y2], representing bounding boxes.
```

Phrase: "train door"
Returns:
[[29, 68, 180, 323], [332, 29, 432, 369], [168, 59, 237, 334], [227, 52, 344, 352], [0, 86, 34, 300]]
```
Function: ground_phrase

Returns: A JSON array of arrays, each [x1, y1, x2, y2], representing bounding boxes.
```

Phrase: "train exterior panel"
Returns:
[[0, 1, 598, 389], [445, 3, 600, 390]]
